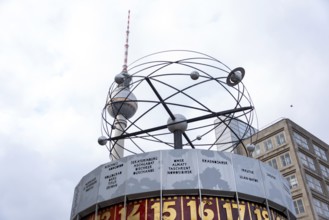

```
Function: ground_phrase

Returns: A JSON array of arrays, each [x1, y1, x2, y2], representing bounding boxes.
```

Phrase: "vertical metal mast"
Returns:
[[122, 10, 130, 73]]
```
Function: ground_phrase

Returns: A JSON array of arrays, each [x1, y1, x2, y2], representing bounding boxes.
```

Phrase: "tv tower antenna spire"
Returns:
[[122, 10, 130, 72]]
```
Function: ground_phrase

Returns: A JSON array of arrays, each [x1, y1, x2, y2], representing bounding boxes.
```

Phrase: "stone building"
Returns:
[[241, 118, 329, 220]]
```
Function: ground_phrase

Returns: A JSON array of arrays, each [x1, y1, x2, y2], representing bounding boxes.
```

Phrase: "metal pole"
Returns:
[[174, 130, 183, 149]]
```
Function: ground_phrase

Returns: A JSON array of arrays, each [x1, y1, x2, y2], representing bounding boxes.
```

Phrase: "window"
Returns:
[[252, 144, 261, 157], [299, 153, 316, 170], [275, 133, 286, 146], [268, 158, 278, 169], [264, 139, 273, 151], [306, 174, 323, 193], [280, 153, 292, 167], [293, 199, 305, 215], [320, 164, 329, 179], [314, 144, 328, 161], [286, 174, 298, 189], [313, 198, 329, 218], [293, 132, 309, 149]]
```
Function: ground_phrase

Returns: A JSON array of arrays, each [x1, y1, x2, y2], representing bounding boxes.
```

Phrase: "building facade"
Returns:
[[241, 118, 329, 220]]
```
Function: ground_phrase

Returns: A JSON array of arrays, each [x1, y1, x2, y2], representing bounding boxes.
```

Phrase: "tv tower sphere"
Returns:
[[107, 72, 138, 119]]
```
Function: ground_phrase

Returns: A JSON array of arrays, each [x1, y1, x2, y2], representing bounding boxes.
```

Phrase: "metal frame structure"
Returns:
[[100, 50, 257, 159]]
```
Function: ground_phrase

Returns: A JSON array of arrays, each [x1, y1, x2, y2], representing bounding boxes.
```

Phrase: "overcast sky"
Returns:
[[1, 0, 329, 219]]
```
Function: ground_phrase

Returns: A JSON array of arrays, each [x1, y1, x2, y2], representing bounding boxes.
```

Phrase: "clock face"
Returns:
[[101, 50, 256, 157]]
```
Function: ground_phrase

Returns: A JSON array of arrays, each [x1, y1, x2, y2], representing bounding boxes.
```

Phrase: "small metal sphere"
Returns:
[[246, 144, 255, 153], [190, 71, 199, 80], [226, 67, 245, 86], [98, 136, 108, 145], [115, 73, 125, 84], [167, 114, 188, 132], [231, 71, 242, 82]]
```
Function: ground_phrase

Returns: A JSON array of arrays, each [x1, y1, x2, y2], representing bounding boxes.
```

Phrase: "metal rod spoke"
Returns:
[[145, 77, 176, 120], [109, 106, 253, 141]]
